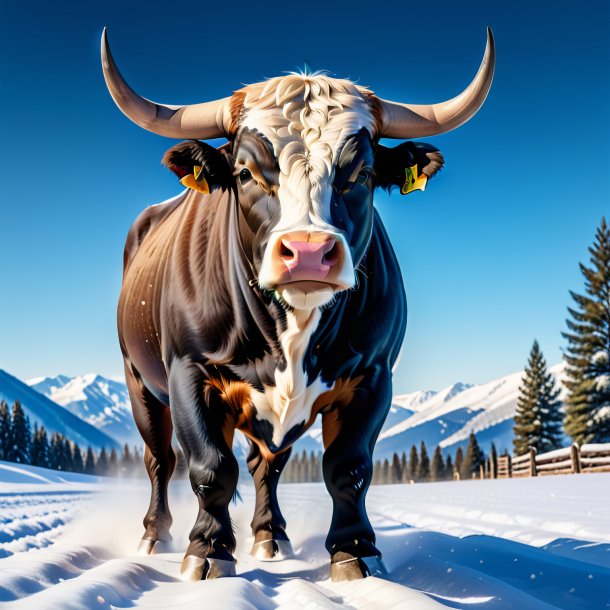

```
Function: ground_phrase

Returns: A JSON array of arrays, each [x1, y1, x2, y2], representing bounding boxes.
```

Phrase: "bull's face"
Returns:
[[232, 122, 376, 309], [102, 29, 494, 310]]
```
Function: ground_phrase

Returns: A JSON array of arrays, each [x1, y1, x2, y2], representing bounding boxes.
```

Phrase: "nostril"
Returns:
[[323, 241, 339, 265], [279, 240, 294, 259]]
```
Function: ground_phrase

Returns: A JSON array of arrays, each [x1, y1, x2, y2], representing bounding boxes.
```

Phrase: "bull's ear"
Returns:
[[162, 140, 232, 193], [374, 142, 444, 195]]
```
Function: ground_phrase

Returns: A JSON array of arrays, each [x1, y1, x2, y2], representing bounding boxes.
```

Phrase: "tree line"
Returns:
[[513, 217, 610, 454], [279, 450, 323, 483], [372, 432, 489, 485], [278, 433, 491, 485], [0, 399, 143, 477]]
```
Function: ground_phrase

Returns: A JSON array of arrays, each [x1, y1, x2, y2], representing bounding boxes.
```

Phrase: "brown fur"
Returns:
[[312, 375, 364, 448], [228, 92, 246, 135]]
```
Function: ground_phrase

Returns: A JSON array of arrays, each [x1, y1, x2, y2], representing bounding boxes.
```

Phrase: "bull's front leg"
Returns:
[[168, 358, 239, 581], [322, 365, 392, 581], [247, 442, 293, 560]]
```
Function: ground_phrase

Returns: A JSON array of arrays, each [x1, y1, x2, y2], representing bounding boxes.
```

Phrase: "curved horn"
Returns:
[[379, 28, 495, 139], [101, 28, 232, 139]]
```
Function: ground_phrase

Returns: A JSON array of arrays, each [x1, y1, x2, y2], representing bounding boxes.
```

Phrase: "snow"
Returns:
[[595, 374, 610, 391], [581, 443, 610, 454], [537, 446, 572, 460], [0, 462, 608, 609]]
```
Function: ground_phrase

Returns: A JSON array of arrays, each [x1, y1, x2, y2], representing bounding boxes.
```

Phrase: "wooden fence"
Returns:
[[490, 443, 610, 479]]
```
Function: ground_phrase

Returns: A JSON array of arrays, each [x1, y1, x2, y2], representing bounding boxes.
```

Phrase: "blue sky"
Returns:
[[0, 0, 608, 393]]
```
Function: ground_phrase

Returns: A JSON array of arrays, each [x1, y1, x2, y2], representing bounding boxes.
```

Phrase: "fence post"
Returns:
[[570, 443, 581, 474], [529, 447, 537, 477]]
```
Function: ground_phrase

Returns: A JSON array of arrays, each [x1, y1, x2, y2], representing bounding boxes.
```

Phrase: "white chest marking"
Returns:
[[251, 308, 333, 446]]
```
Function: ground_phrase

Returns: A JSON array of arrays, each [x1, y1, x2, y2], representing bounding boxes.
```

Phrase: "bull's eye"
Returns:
[[355, 168, 372, 185], [239, 168, 253, 185]]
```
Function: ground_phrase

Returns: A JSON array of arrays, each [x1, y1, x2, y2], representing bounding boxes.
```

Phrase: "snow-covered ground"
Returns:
[[0, 461, 608, 609]]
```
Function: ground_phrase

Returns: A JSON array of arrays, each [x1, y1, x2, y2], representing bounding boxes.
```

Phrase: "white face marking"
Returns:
[[237, 74, 376, 298], [250, 308, 334, 447]]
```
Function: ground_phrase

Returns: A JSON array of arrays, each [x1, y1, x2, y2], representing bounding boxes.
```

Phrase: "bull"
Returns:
[[101, 28, 494, 581]]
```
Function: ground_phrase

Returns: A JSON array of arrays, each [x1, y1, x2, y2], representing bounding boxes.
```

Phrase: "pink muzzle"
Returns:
[[281, 238, 339, 282]]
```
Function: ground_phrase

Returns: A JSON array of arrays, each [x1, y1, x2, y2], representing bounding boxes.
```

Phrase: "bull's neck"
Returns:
[[224, 191, 291, 360]]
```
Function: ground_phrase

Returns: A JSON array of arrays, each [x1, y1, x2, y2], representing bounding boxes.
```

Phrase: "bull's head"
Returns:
[[102, 29, 494, 310]]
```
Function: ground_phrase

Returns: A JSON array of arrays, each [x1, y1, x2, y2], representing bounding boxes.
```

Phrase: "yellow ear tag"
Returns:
[[401, 164, 428, 195], [180, 165, 210, 194]]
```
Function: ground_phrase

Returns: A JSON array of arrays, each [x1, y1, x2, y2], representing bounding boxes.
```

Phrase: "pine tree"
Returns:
[[400, 452, 407, 477], [8, 401, 31, 464], [407, 444, 419, 481], [0, 400, 11, 461], [461, 432, 485, 479], [454, 447, 464, 479], [445, 454, 453, 480], [301, 450, 309, 482], [490, 443, 498, 479], [63, 438, 74, 472], [563, 218, 610, 443], [97, 448, 109, 476], [49, 433, 61, 469], [109, 448, 119, 477], [513, 340, 563, 455], [308, 451, 317, 482], [85, 447, 96, 475], [430, 446, 444, 482], [121, 443, 133, 476], [381, 458, 390, 484], [73, 444, 84, 473], [313, 452, 323, 482], [391, 452, 402, 483], [31, 425, 50, 468], [417, 441, 430, 482]]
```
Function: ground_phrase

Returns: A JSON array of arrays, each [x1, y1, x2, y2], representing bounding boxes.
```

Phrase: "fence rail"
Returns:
[[491, 443, 610, 479]]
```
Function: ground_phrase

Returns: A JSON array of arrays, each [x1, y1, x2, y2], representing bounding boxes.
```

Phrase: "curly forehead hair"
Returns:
[[235, 73, 379, 145]]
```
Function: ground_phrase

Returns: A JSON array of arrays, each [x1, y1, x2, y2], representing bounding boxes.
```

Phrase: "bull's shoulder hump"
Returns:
[[123, 190, 188, 272]]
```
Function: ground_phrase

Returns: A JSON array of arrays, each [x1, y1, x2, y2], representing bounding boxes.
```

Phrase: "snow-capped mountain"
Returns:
[[27, 374, 137, 445], [0, 369, 120, 451], [373, 363, 568, 459]]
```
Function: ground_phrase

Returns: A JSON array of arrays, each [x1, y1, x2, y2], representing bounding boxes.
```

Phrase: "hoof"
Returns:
[[179, 555, 237, 581], [330, 554, 388, 582], [137, 539, 156, 556], [137, 538, 172, 556], [250, 538, 294, 561]]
